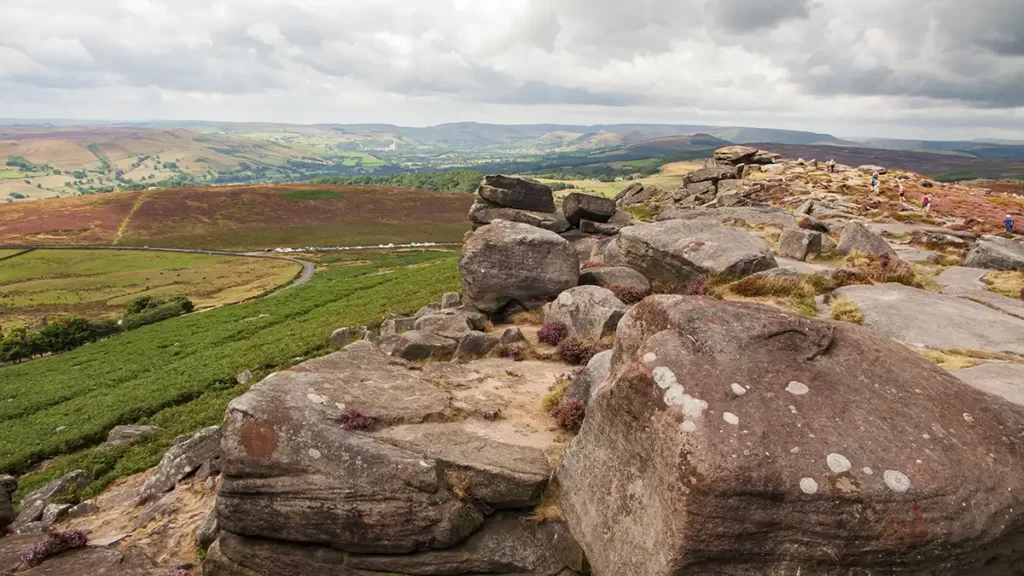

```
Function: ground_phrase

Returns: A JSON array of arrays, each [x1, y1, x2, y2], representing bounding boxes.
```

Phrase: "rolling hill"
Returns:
[[0, 184, 473, 250]]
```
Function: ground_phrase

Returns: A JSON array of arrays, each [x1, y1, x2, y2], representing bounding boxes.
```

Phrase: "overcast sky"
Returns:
[[2, 0, 1023, 139]]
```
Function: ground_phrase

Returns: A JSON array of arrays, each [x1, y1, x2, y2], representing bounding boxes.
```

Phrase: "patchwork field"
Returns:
[[538, 163, 690, 199], [0, 184, 474, 249], [1, 249, 460, 500], [0, 249, 302, 330]]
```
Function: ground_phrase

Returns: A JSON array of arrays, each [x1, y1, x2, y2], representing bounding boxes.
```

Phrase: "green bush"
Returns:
[[119, 298, 194, 331]]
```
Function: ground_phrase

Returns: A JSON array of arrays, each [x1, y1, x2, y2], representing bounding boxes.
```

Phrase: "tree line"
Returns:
[[311, 170, 484, 193]]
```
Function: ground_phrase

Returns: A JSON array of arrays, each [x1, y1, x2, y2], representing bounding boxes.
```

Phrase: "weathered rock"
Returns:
[[414, 312, 475, 340], [912, 229, 971, 249], [1, 533, 164, 576], [751, 266, 800, 280], [857, 164, 887, 174], [207, 514, 577, 576], [820, 234, 838, 253], [798, 215, 830, 233], [470, 198, 570, 233], [564, 349, 613, 404], [750, 150, 781, 164], [713, 145, 758, 165], [578, 219, 623, 235], [681, 180, 716, 200], [953, 363, 1024, 408], [477, 175, 556, 213], [614, 182, 663, 207], [235, 370, 253, 385], [835, 283, 1024, 354], [616, 220, 777, 288], [578, 266, 651, 297], [964, 236, 1024, 270], [453, 331, 499, 361], [391, 330, 458, 362], [777, 228, 823, 261], [329, 326, 366, 349], [0, 474, 15, 498], [656, 206, 797, 229], [67, 500, 99, 518], [499, 326, 527, 346], [136, 426, 221, 505], [460, 220, 579, 314], [415, 302, 442, 318], [836, 221, 897, 257], [684, 166, 738, 185], [562, 192, 616, 227], [13, 470, 90, 530], [41, 503, 71, 525], [560, 230, 601, 264], [197, 506, 220, 552], [543, 286, 627, 342], [559, 295, 1024, 576], [441, 292, 461, 309], [380, 315, 416, 337], [795, 199, 814, 216]]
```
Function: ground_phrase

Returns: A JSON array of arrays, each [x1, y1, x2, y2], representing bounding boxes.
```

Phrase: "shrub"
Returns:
[[808, 268, 870, 293], [550, 398, 586, 432], [829, 297, 864, 324], [339, 409, 375, 430], [126, 295, 160, 315], [21, 530, 88, 566], [842, 251, 921, 288], [120, 298, 194, 331], [557, 338, 610, 366], [542, 373, 573, 412], [580, 260, 607, 270], [170, 570, 193, 576], [608, 283, 646, 304], [682, 276, 709, 296], [538, 320, 570, 346]]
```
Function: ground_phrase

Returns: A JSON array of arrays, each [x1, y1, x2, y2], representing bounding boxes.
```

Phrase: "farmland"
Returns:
[[0, 249, 301, 330], [2, 249, 461, 500], [0, 184, 473, 249]]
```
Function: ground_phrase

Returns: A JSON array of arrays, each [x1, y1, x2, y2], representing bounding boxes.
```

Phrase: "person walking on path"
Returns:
[[870, 171, 880, 195], [922, 194, 932, 213], [1006, 214, 1016, 233], [828, 159, 836, 174], [898, 181, 906, 203]]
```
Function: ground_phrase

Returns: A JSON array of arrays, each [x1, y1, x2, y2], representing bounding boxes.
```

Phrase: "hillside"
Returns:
[[0, 184, 473, 250]]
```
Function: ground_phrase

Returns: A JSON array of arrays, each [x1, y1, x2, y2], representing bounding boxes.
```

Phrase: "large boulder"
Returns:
[[391, 330, 458, 362], [777, 228, 822, 261], [614, 220, 777, 288], [578, 266, 651, 297], [105, 425, 162, 448], [413, 312, 475, 340], [614, 182, 663, 207], [562, 192, 616, 227], [964, 236, 1024, 270], [215, 341, 573, 569], [542, 286, 627, 342], [459, 220, 579, 314], [834, 283, 1024, 354], [656, 206, 797, 229], [477, 175, 556, 213], [11, 470, 90, 531], [470, 198, 570, 233], [560, 230, 601, 264], [684, 166, 738, 185], [453, 331, 499, 361], [136, 426, 221, 505], [564, 349, 613, 404], [329, 326, 367, 349], [953, 363, 1024, 408], [559, 295, 1024, 575], [381, 315, 417, 338], [713, 145, 758, 165], [836, 221, 897, 257]]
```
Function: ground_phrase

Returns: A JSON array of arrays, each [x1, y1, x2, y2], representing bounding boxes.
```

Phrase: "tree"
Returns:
[[126, 295, 160, 315]]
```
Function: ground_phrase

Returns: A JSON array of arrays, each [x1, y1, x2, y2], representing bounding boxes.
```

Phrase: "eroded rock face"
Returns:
[[684, 166, 738, 185], [777, 228, 822, 261], [12, 470, 90, 530], [565, 350, 612, 404], [542, 286, 627, 342], [136, 426, 221, 505], [656, 206, 797, 229], [558, 296, 1024, 576], [614, 182, 663, 208], [964, 236, 1024, 270], [459, 220, 579, 314], [477, 175, 556, 213], [470, 198, 570, 233], [615, 220, 777, 288], [836, 221, 897, 257], [391, 330, 458, 362], [563, 192, 616, 227], [713, 145, 758, 165], [214, 342, 575, 572], [578, 266, 651, 297]]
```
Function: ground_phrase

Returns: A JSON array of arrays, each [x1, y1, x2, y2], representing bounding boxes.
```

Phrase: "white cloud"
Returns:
[[0, 0, 1022, 138]]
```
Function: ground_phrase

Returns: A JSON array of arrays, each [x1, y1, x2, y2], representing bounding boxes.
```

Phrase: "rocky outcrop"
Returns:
[[578, 266, 651, 297], [834, 283, 1024, 354], [836, 221, 897, 257], [105, 425, 162, 448], [329, 326, 367, 349], [578, 219, 624, 235], [441, 292, 461, 309], [964, 236, 1024, 270], [712, 145, 759, 165], [562, 192, 616, 227], [470, 198, 570, 233], [656, 206, 797, 229], [777, 228, 822, 261], [614, 182, 663, 208], [0, 533, 165, 575], [558, 295, 1024, 575], [11, 470, 90, 532], [477, 175, 556, 213], [391, 330, 458, 362], [459, 220, 579, 314], [136, 427, 221, 505], [614, 220, 777, 288], [684, 166, 738, 185], [542, 286, 627, 342], [210, 341, 581, 575], [381, 314, 417, 337]]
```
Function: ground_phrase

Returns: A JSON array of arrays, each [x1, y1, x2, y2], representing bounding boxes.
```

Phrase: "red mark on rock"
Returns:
[[240, 420, 278, 460], [913, 500, 927, 538]]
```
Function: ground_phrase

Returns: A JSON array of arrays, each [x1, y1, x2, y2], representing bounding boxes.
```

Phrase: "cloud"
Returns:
[[0, 0, 1022, 138]]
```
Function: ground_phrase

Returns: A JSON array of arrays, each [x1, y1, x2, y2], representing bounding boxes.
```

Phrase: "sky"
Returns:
[[1, 0, 1023, 140]]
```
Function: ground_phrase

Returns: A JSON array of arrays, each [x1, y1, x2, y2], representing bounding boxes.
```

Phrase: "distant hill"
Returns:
[[622, 133, 733, 156], [0, 184, 472, 250], [847, 137, 1024, 161]]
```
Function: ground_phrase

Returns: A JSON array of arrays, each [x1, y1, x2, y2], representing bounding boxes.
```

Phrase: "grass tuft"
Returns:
[[829, 297, 864, 324]]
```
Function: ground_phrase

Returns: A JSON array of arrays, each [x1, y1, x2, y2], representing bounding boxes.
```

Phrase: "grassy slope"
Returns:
[[0, 184, 473, 249], [4, 250, 460, 499], [0, 249, 301, 330]]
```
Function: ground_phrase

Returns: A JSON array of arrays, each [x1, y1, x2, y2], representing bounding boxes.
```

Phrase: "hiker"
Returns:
[[922, 194, 932, 213], [1006, 214, 1016, 233], [828, 159, 836, 174], [870, 172, 880, 195], [898, 181, 906, 203]]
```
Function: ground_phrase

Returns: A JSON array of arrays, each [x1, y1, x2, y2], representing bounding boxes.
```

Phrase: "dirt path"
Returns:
[[113, 192, 150, 246]]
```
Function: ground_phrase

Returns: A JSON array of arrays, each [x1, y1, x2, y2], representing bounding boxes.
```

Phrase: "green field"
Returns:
[[0, 169, 23, 179], [0, 250, 301, 330], [3, 250, 460, 500]]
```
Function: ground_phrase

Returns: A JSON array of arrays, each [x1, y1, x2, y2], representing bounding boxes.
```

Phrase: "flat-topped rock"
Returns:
[[614, 220, 777, 288], [953, 363, 1024, 407], [964, 236, 1024, 270], [477, 175, 556, 213], [562, 192, 616, 227], [470, 198, 570, 233], [542, 285, 626, 342], [836, 221, 897, 257], [835, 283, 1024, 354], [559, 295, 1024, 575], [656, 206, 797, 229], [713, 145, 758, 165], [578, 266, 651, 297]]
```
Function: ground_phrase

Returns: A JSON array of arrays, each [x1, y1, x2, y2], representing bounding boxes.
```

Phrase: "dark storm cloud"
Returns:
[[710, 0, 810, 32]]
